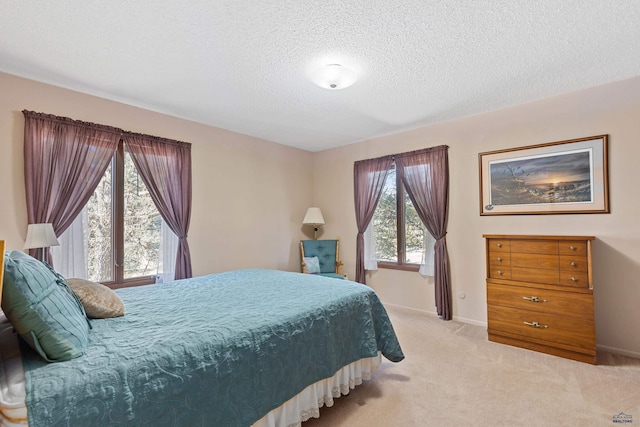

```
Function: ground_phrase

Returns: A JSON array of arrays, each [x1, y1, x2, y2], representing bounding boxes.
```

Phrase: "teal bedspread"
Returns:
[[22, 269, 404, 426]]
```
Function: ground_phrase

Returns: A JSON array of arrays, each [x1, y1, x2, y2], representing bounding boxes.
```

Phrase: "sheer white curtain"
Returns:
[[51, 208, 88, 279], [364, 222, 435, 276], [363, 222, 378, 271], [52, 207, 178, 282], [159, 221, 179, 283], [420, 231, 436, 277]]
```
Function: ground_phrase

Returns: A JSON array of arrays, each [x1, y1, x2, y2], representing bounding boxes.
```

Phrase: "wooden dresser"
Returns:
[[483, 234, 596, 364]]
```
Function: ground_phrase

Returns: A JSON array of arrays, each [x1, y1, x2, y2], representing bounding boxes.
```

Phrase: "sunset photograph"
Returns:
[[489, 150, 593, 206]]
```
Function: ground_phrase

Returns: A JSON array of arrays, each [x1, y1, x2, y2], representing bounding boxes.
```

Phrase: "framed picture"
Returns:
[[479, 135, 609, 215]]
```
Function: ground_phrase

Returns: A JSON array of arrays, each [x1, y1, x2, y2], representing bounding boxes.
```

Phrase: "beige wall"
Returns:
[[0, 72, 314, 276], [2, 71, 640, 358], [314, 76, 640, 357]]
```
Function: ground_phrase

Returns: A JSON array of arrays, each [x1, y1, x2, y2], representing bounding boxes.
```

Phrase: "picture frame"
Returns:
[[479, 135, 609, 215]]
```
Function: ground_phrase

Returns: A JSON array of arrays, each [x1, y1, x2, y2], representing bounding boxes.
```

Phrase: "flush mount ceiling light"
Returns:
[[310, 64, 358, 90]]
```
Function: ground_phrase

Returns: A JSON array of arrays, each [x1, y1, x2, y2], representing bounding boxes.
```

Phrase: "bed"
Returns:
[[0, 249, 404, 427]]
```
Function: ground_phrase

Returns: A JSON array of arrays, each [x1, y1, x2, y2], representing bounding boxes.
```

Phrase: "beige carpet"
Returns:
[[303, 305, 640, 426]]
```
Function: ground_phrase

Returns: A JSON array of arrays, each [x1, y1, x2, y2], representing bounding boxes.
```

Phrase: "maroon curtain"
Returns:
[[123, 133, 193, 280], [353, 156, 393, 284], [395, 146, 451, 320], [23, 111, 121, 264]]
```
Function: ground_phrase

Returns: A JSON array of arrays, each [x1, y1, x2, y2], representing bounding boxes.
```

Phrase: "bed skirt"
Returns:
[[253, 353, 381, 427]]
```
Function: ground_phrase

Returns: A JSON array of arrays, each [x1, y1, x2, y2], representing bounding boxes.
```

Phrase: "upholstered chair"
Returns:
[[300, 238, 345, 280]]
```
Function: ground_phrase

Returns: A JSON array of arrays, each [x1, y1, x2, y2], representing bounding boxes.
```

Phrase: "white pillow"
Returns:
[[303, 256, 321, 274]]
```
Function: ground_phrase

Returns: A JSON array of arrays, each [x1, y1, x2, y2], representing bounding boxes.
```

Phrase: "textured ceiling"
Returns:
[[1, 1, 640, 152]]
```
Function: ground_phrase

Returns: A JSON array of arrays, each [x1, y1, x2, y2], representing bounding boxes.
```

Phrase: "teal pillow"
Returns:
[[303, 256, 321, 274], [1, 250, 90, 362]]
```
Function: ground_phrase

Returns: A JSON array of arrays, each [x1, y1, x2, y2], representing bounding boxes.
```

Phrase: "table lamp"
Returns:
[[24, 223, 60, 262], [302, 207, 325, 239]]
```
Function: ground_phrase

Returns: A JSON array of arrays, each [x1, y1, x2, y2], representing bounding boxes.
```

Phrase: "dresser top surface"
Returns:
[[483, 234, 595, 241]]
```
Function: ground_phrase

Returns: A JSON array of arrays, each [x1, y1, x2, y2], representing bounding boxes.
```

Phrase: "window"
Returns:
[[54, 141, 168, 287], [355, 145, 448, 312], [88, 142, 162, 286], [27, 111, 191, 286], [371, 164, 428, 271]]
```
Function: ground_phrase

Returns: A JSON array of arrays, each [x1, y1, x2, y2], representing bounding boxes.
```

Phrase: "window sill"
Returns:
[[376, 262, 420, 272], [104, 276, 156, 289]]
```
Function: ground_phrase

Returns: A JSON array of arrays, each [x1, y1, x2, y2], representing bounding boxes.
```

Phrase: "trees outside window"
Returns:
[[86, 142, 161, 286], [372, 165, 425, 270]]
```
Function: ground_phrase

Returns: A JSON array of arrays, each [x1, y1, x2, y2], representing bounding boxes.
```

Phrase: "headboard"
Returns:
[[0, 240, 4, 306]]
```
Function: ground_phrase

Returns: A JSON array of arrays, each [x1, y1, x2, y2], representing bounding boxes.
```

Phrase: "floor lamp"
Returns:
[[24, 223, 60, 262]]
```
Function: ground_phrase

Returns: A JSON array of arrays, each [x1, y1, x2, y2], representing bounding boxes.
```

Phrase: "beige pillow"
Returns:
[[67, 278, 125, 319]]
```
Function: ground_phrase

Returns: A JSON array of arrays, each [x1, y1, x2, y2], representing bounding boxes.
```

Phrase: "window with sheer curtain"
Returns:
[[52, 141, 179, 285], [354, 145, 450, 319], [364, 163, 436, 276], [24, 110, 192, 288]]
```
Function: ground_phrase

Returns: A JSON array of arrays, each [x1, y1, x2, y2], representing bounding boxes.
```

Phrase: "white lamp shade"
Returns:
[[24, 223, 60, 249], [302, 207, 325, 226], [310, 64, 358, 90]]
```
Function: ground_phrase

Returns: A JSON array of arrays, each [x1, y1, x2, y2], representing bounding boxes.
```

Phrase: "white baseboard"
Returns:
[[383, 302, 438, 317], [383, 303, 487, 327], [452, 316, 487, 327], [597, 344, 640, 359]]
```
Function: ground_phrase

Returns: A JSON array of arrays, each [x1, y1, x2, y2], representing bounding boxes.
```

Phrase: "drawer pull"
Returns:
[[496, 243, 503, 248], [523, 321, 548, 329], [496, 257, 503, 262], [570, 261, 577, 266], [570, 277, 578, 282], [569, 246, 577, 251], [497, 270, 503, 275], [522, 296, 547, 303]]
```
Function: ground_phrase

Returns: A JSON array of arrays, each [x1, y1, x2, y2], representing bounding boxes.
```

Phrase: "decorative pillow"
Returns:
[[67, 278, 125, 319], [1, 251, 90, 362], [303, 256, 321, 274]]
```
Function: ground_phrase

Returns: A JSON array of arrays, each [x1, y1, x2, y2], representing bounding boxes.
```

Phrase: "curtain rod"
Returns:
[[354, 144, 449, 164], [23, 110, 191, 147]]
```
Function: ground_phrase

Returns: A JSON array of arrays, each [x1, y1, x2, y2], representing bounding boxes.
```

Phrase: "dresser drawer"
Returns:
[[488, 239, 510, 252], [511, 267, 559, 285], [488, 251, 510, 266], [487, 305, 595, 350], [511, 240, 558, 254], [487, 283, 594, 320], [559, 241, 588, 256], [559, 271, 590, 289], [559, 255, 588, 273], [489, 265, 511, 280], [511, 253, 558, 270]]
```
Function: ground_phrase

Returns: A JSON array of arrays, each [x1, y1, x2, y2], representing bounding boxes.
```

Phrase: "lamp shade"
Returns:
[[302, 207, 325, 226], [24, 223, 60, 249]]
